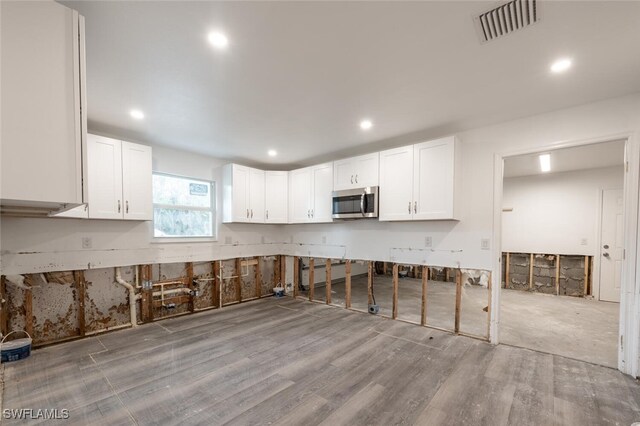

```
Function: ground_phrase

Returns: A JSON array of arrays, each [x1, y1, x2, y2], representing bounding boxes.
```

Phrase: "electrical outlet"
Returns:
[[481, 238, 490, 250], [425, 236, 432, 248], [581, 238, 588, 246], [261, 236, 265, 244], [322, 235, 327, 244], [81, 237, 92, 249]]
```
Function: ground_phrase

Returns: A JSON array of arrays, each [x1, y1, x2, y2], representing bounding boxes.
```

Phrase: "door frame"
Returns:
[[491, 132, 640, 376]]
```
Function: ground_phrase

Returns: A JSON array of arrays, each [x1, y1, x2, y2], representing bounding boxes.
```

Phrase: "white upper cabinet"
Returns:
[[85, 135, 152, 220], [288, 163, 334, 223], [222, 164, 265, 223], [265, 171, 288, 223], [288, 167, 313, 223], [379, 146, 414, 221], [333, 153, 379, 191], [1, 1, 87, 213], [121, 142, 153, 220], [379, 136, 459, 221], [311, 163, 334, 222]]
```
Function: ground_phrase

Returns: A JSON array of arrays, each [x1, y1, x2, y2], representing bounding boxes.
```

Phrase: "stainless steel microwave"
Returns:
[[332, 186, 379, 219]]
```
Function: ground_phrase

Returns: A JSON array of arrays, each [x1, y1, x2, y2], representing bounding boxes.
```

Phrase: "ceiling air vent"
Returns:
[[475, 0, 539, 43]]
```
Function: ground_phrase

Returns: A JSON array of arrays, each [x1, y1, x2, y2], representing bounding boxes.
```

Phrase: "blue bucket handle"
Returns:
[[1, 330, 32, 345]]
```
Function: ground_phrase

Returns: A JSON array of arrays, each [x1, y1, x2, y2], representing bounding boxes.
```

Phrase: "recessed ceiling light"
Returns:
[[550, 58, 572, 73], [208, 31, 229, 49], [130, 109, 144, 120], [360, 119, 373, 130], [268, 149, 277, 157], [539, 154, 551, 172]]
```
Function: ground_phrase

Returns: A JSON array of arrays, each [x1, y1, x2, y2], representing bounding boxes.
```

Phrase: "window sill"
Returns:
[[151, 237, 218, 244]]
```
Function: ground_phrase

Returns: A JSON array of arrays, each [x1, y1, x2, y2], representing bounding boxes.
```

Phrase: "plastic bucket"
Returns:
[[273, 287, 285, 298], [1, 330, 32, 363]]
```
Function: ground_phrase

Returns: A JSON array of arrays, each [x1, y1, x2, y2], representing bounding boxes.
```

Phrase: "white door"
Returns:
[[379, 146, 414, 221], [355, 152, 379, 188], [311, 163, 334, 223], [249, 168, 265, 223], [333, 158, 357, 191], [599, 188, 624, 302], [265, 171, 288, 223], [289, 167, 312, 223], [413, 137, 455, 220], [87, 135, 123, 219], [121, 141, 153, 220], [231, 165, 250, 222]]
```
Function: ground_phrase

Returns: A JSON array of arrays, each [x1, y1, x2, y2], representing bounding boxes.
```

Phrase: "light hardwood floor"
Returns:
[[2, 297, 639, 425]]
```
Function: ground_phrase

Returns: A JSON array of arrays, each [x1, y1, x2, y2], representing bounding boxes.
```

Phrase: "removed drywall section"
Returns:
[[84, 267, 131, 332]]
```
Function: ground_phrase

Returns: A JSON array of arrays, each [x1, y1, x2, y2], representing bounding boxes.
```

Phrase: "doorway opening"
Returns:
[[498, 139, 626, 368]]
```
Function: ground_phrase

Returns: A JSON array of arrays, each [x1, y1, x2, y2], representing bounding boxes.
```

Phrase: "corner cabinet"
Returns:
[[86, 135, 152, 220], [333, 152, 379, 191], [265, 171, 288, 223], [289, 163, 333, 223], [379, 136, 459, 221], [1, 1, 87, 214], [222, 164, 265, 223]]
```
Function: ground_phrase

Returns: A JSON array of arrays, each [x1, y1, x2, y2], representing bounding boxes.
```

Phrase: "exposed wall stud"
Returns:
[[345, 260, 352, 308], [256, 257, 262, 298], [24, 276, 33, 338], [555, 255, 561, 296], [486, 272, 492, 339], [454, 269, 462, 334], [73, 271, 86, 337], [141, 265, 153, 322], [0, 276, 8, 336], [186, 262, 194, 313], [281, 255, 287, 293], [213, 261, 221, 308], [421, 266, 428, 326], [584, 255, 589, 296], [293, 256, 300, 297], [392, 263, 399, 319], [529, 253, 534, 290], [274, 255, 281, 289], [367, 261, 374, 305], [505, 252, 510, 288], [326, 259, 332, 305], [235, 258, 242, 302], [309, 258, 315, 301]]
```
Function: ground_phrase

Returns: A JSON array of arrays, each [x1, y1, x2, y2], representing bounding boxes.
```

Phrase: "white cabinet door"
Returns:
[[379, 146, 414, 221], [231, 165, 250, 222], [289, 167, 312, 223], [311, 163, 334, 223], [122, 141, 152, 220], [1, 1, 85, 207], [265, 171, 288, 223], [355, 152, 379, 188], [249, 168, 265, 223], [87, 135, 123, 219], [333, 158, 357, 191], [413, 137, 455, 220]]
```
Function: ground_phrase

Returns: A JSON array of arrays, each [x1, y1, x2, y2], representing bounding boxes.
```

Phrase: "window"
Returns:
[[152, 173, 215, 239]]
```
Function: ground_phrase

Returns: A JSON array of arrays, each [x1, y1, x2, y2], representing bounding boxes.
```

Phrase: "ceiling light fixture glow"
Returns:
[[359, 119, 373, 130], [130, 109, 144, 120], [550, 58, 572, 73], [208, 31, 229, 49], [268, 149, 277, 157], [539, 154, 551, 172]]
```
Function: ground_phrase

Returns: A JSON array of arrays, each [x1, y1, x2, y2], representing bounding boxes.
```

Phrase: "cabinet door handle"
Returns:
[[251, 209, 253, 218], [247, 209, 249, 218], [266, 210, 269, 220], [311, 209, 314, 218], [414, 201, 417, 213], [307, 209, 310, 218], [118, 200, 121, 213], [351, 175, 353, 184], [126, 200, 129, 214], [408, 202, 411, 213], [355, 174, 358, 183]]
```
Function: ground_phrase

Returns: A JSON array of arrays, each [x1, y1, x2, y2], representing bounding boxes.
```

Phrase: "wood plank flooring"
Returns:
[[2, 297, 639, 425]]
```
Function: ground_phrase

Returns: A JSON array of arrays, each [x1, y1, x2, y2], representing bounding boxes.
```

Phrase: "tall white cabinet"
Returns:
[[222, 164, 265, 223], [379, 136, 459, 221], [86, 135, 152, 220], [288, 163, 333, 223], [1, 1, 87, 213]]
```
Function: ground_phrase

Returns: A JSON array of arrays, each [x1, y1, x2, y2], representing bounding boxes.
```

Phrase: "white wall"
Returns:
[[0, 143, 286, 275], [502, 166, 624, 256]]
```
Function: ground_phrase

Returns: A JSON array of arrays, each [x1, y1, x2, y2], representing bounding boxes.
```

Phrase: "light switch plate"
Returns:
[[581, 238, 588, 246], [81, 237, 92, 249], [481, 238, 490, 250], [425, 236, 433, 248]]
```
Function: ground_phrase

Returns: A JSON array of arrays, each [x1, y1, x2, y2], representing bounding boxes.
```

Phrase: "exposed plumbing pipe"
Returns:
[[115, 268, 141, 327]]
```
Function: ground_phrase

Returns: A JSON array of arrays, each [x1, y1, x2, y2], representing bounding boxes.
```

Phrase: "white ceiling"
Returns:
[[503, 139, 625, 178], [61, 1, 640, 168]]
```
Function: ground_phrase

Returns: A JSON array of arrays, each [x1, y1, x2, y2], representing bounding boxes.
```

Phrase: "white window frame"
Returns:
[[152, 172, 217, 243]]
